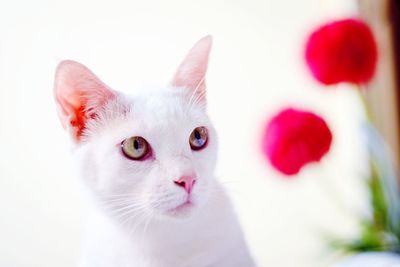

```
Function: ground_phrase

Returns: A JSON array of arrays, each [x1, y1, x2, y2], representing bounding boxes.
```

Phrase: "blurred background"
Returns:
[[0, 0, 399, 266]]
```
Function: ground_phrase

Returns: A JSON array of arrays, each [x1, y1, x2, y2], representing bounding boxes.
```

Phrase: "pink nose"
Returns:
[[174, 176, 196, 193]]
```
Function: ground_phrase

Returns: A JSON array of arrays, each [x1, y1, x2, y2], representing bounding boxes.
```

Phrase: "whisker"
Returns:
[[99, 191, 173, 199], [128, 210, 151, 237]]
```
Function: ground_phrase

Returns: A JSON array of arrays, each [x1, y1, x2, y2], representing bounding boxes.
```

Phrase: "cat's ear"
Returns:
[[171, 35, 212, 103], [54, 60, 115, 142]]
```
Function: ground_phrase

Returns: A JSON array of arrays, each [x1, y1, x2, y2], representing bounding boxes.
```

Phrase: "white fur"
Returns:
[[70, 86, 255, 267]]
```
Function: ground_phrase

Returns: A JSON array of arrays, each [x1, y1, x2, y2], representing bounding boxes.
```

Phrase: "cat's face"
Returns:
[[78, 90, 218, 220], [54, 36, 217, 221]]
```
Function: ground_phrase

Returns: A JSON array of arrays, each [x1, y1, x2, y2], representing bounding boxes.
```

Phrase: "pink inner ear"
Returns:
[[54, 60, 114, 141], [171, 35, 212, 95]]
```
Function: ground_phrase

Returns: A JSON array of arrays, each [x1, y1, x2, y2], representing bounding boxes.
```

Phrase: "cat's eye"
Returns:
[[121, 136, 150, 160], [189, 127, 208, 150]]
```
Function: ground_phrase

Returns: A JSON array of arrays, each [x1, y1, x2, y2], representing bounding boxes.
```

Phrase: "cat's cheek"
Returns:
[[193, 137, 218, 174], [74, 143, 109, 191], [87, 143, 148, 196]]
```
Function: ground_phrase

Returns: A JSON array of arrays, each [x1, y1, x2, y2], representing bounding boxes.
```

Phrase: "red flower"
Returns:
[[305, 19, 378, 85], [262, 108, 332, 176]]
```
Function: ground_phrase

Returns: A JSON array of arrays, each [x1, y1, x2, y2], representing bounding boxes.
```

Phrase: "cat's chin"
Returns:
[[161, 201, 198, 220]]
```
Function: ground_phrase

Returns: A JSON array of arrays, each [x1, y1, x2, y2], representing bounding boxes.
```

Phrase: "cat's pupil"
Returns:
[[194, 130, 201, 139], [133, 139, 139, 150]]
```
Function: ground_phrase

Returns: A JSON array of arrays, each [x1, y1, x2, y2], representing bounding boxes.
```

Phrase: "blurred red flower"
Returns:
[[305, 19, 378, 85], [262, 108, 333, 176]]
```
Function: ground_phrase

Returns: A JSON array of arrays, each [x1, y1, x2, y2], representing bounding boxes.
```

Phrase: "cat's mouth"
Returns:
[[167, 200, 194, 214]]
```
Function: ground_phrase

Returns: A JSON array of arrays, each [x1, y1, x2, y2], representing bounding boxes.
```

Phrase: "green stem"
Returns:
[[356, 84, 373, 123]]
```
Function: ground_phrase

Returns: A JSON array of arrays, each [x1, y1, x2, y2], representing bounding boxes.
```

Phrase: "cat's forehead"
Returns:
[[127, 87, 205, 123], [86, 87, 209, 143], [135, 90, 185, 112]]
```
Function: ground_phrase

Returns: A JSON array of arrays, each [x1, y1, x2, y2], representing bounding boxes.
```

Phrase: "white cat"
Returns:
[[54, 36, 255, 267]]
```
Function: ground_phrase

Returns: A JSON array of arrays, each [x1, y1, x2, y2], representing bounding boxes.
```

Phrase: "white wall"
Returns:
[[0, 0, 370, 266]]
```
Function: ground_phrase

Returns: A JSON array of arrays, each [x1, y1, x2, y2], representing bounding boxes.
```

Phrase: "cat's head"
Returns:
[[54, 36, 218, 221]]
